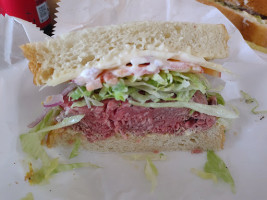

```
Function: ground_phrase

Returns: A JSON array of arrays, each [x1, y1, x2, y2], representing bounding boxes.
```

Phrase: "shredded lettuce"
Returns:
[[25, 159, 101, 185], [145, 158, 159, 192], [65, 71, 235, 120], [204, 151, 235, 193], [191, 168, 217, 183], [192, 151, 235, 193], [111, 79, 129, 101], [31, 115, 85, 135], [123, 153, 165, 192], [21, 192, 34, 200], [69, 86, 103, 108], [69, 138, 81, 159], [68, 71, 209, 105], [68, 86, 92, 100], [184, 73, 207, 94], [30, 107, 61, 133], [71, 100, 87, 108], [123, 152, 167, 161], [20, 109, 100, 185], [53, 162, 101, 173], [207, 92, 225, 105], [129, 100, 238, 119], [20, 113, 84, 162], [240, 90, 267, 114], [25, 158, 59, 185]]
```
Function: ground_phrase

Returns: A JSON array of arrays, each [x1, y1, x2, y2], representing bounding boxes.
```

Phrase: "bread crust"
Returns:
[[46, 123, 225, 152], [198, 0, 267, 48], [217, 0, 267, 16]]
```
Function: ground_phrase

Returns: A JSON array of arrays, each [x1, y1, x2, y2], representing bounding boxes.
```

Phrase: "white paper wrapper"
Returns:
[[0, 15, 49, 67], [1, 0, 267, 199]]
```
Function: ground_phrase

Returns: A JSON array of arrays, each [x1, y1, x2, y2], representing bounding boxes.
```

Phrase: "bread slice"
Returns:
[[46, 122, 225, 152], [20, 21, 229, 86], [216, 0, 267, 16], [198, 0, 267, 49], [246, 40, 267, 53]]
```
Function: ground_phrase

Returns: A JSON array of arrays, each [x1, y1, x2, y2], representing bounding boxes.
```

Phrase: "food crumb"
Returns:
[[15, 181, 18, 184], [191, 149, 203, 154], [153, 150, 159, 154], [233, 132, 238, 136]]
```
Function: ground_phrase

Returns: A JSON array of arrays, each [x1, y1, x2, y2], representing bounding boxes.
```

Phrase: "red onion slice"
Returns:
[[27, 107, 52, 128], [61, 84, 77, 96], [43, 94, 64, 107], [28, 84, 77, 128]]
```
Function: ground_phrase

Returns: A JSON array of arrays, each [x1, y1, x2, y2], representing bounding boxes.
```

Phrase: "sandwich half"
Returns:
[[198, 0, 267, 52], [21, 21, 237, 153]]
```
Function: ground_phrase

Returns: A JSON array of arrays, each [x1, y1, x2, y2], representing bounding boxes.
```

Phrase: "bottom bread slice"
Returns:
[[46, 122, 225, 152]]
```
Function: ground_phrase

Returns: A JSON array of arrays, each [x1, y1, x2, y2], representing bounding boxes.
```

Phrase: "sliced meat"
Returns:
[[61, 91, 217, 142]]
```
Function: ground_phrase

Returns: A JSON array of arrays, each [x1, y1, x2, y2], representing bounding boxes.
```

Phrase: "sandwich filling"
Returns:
[[60, 91, 217, 142], [33, 54, 238, 143], [214, 0, 267, 24]]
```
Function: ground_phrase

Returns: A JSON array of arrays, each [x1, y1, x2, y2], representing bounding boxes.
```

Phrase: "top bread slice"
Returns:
[[21, 21, 229, 86]]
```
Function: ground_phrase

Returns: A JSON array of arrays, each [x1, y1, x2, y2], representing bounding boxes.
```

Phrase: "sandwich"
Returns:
[[197, 0, 267, 53], [21, 21, 238, 153]]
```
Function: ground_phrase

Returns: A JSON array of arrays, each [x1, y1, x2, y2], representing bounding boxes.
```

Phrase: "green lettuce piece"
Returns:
[[184, 73, 207, 94], [69, 86, 92, 100], [30, 115, 85, 135], [69, 138, 81, 159], [129, 90, 154, 104], [25, 158, 59, 185], [26, 159, 101, 185], [240, 90, 267, 114], [20, 114, 84, 163], [21, 192, 34, 200], [207, 92, 225, 105], [99, 84, 112, 99], [128, 100, 238, 119], [191, 168, 217, 183], [71, 100, 87, 108], [20, 131, 51, 164], [30, 107, 61, 133], [172, 90, 195, 102], [145, 158, 159, 192], [111, 79, 129, 101], [204, 151, 235, 193], [20, 110, 100, 185], [152, 73, 168, 85], [53, 162, 101, 173], [68, 71, 210, 105], [20, 108, 63, 163], [123, 153, 167, 161]]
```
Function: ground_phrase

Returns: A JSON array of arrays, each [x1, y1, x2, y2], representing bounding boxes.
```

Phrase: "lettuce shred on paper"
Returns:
[[20, 109, 100, 185], [192, 151, 235, 193], [240, 90, 267, 114], [21, 192, 34, 200]]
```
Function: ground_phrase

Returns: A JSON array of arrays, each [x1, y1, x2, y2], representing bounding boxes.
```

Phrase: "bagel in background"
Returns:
[[198, 0, 267, 53]]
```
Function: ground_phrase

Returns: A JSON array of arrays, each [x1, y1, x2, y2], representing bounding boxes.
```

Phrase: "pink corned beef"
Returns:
[[61, 91, 217, 142]]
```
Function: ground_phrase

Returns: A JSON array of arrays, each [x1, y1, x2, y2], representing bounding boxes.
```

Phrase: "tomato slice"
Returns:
[[203, 67, 221, 78]]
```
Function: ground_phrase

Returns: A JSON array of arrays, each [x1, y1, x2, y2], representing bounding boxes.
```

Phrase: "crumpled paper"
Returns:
[[1, 0, 267, 199], [0, 15, 49, 67]]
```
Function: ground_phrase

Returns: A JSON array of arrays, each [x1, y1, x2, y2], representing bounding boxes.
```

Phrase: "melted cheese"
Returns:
[[73, 50, 228, 91]]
